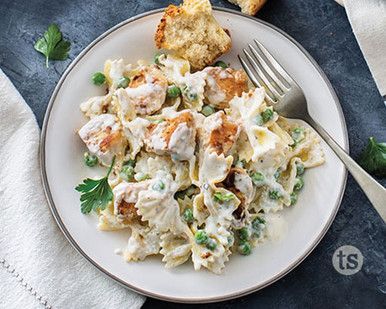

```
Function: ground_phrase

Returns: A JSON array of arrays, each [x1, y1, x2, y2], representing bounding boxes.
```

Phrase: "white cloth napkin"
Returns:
[[340, 0, 386, 97], [0, 69, 145, 309]]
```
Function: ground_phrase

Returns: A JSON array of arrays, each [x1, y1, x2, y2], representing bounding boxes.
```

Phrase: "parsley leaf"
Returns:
[[34, 24, 71, 68], [75, 157, 115, 214], [359, 137, 386, 177]]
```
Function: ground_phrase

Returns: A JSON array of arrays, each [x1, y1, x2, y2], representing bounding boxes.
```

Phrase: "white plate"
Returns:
[[41, 8, 348, 303]]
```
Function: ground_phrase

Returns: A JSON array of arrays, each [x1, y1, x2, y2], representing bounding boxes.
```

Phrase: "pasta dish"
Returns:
[[76, 54, 324, 274]]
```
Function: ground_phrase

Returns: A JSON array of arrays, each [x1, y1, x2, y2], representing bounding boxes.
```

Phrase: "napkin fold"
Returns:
[[342, 0, 386, 98], [0, 69, 145, 309]]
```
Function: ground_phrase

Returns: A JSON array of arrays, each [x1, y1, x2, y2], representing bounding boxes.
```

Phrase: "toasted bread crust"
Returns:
[[155, 5, 182, 49], [227, 0, 267, 15], [154, 0, 231, 70]]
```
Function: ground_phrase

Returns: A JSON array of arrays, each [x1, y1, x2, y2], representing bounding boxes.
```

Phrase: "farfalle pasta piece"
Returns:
[[192, 192, 209, 225], [157, 54, 190, 83], [104, 59, 132, 90], [123, 225, 161, 261], [135, 153, 191, 190], [122, 117, 151, 158], [199, 149, 233, 185], [281, 157, 302, 193], [191, 241, 232, 274], [80, 94, 113, 119], [278, 118, 325, 168], [160, 232, 192, 268], [135, 171, 185, 233], [295, 131, 325, 168], [230, 88, 281, 161], [192, 187, 239, 273], [98, 203, 132, 231]]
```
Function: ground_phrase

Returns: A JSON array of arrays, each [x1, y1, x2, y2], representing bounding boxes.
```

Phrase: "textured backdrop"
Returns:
[[0, 0, 385, 308]]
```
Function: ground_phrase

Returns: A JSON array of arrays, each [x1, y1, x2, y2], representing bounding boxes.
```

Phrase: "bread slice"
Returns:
[[155, 0, 231, 70], [227, 0, 267, 15]]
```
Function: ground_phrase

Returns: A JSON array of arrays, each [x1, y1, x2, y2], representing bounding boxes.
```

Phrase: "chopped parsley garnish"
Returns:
[[213, 191, 235, 202]]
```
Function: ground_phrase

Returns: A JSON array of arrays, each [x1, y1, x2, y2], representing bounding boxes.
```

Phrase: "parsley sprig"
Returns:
[[359, 137, 386, 177], [34, 24, 70, 68], [75, 156, 115, 214]]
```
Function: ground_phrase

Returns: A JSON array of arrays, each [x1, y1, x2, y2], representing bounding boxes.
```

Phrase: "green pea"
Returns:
[[117, 77, 130, 88], [91, 72, 106, 86], [296, 162, 305, 176], [261, 108, 274, 123], [255, 114, 264, 126], [154, 53, 164, 65], [152, 180, 165, 191], [252, 217, 266, 237], [290, 192, 298, 205], [214, 60, 228, 69], [182, 208, 194, 224], [195, 230, 208, 245], [238, 227, 250, 242], [252, 216, 266, 228], [167, 85, 181, 98], [201, 105, 215, 117], [134, 172, 150, 182], [292, 127, 305, 144], [120, 165, 135, 181], [83, 152, 98, 167], [238, 242, 252, 255], [294, 177, 304, 191], [251, 172, 265, 186], [206, 238, 217, 251], [268, 190, 281, 200]]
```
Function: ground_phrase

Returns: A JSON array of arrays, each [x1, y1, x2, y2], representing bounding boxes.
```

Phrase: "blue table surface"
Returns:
[[1, 0, 385, 307]]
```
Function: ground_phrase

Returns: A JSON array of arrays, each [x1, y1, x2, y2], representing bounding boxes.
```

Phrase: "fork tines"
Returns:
[[238, 39, 294, 104]]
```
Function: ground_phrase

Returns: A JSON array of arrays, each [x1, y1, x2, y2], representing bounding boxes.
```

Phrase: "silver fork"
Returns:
[[239, 39, 386, 223]]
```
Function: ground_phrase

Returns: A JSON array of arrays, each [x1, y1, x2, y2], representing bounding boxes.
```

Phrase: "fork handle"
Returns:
[[305, 115, 386, 223]]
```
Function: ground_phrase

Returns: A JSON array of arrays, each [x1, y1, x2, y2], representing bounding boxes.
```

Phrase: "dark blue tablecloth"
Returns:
[[0, 0, 385, 307]]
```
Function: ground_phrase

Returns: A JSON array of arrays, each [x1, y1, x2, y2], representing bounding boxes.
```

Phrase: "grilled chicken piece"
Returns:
[[203, 111, 239, 156], [204, 66, 248, 109], [78, 114, 127, 166], [145, 111, 196, 160]]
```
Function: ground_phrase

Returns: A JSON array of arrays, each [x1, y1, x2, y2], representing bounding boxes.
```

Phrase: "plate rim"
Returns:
[[40, 7, 349, 303]]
